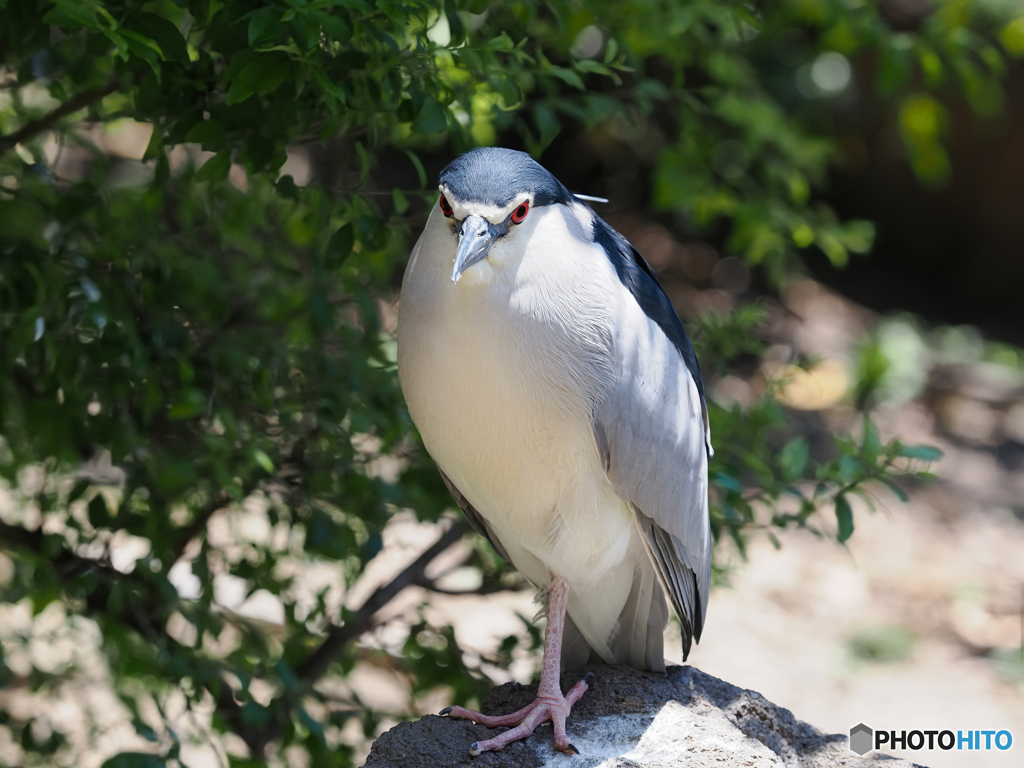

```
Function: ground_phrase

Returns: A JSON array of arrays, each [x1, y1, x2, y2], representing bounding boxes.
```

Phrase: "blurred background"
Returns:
[[1, 1, 1023, 767]]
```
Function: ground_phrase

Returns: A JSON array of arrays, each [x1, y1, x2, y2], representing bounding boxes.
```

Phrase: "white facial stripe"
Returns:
[[439, 186, 531, 224], [567, 201, 595, 239]]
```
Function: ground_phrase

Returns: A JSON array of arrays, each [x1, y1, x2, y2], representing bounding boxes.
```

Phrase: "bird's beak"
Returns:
[[452, 215, 502, 282]]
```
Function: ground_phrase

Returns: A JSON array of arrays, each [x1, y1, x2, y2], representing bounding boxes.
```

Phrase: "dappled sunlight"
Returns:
[[772, 359, 849, 411], [3, 0, 1024, 765]]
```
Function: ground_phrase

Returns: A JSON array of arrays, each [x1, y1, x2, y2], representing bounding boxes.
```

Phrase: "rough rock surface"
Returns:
[[362, 664, 925, 768]]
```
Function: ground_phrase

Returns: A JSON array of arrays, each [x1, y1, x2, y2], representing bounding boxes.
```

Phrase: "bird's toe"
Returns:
[[458, 672, 591, 755]]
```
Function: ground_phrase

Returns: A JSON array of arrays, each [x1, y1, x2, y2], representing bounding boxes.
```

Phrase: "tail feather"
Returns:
[[560, 611, 597, 670], [560, 553, 670, 672], [612, 556, 668, 671]]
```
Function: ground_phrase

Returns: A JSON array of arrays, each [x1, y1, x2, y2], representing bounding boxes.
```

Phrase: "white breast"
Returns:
[[397, 205, 635, 589]]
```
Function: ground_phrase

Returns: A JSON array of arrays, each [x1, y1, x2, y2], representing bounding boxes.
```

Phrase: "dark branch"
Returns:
[[412, 573, 513, 596], [244, 519, 468, 756], [0, 518, 251, 734], [0, 77, 123, 156], [297, 519, 467, 683], [416, 584, 509, 596], [0, 520, 45, 551], [0, 515, 470, 760]]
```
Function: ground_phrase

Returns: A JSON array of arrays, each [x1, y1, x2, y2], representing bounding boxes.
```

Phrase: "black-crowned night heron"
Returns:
[[397, 147, 711, 756]]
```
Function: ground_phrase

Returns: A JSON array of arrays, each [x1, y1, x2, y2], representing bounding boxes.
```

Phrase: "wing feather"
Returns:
[[591, 216, 712, 660]]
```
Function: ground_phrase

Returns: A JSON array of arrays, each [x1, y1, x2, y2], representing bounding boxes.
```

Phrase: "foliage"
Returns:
[[0, 0, 1009, 765]]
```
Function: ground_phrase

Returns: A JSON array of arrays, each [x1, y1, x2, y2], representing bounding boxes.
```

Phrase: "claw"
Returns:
[[453, 580, 588, 757], [439, 707, 452, 716], [582, 672, 595, 686]]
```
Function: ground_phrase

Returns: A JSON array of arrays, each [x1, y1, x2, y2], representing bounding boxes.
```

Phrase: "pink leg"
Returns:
[[441, 577, 592, 756]]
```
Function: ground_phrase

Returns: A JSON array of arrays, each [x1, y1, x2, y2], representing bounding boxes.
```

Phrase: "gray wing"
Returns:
[[593, 300, 712, 661]]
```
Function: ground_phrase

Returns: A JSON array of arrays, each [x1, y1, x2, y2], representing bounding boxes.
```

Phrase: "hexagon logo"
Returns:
[[849, 723, 873, 756]]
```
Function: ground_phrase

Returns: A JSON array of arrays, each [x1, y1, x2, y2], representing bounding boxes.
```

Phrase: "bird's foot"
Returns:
[[441, 673, 592, 756]]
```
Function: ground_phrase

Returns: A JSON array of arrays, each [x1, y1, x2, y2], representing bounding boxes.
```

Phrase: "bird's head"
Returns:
[[435, 148, 576, 283]]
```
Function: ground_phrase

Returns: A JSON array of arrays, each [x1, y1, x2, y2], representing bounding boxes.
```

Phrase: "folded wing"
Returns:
[[591, 220, 712, 659]]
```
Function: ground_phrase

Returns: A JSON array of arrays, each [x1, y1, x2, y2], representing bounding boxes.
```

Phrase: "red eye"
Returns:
[[511, 201, 529, 224], [439, 194, 453, 217]]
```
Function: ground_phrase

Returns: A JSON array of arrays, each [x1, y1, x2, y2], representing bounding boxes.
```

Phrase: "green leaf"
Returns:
[[184, 120, 226, 151], [861, 415, 881, 461], [0, 199, 46, 246], [835, 495, 854, 543], [445, 0, 465, 45], [288, 13, 320, 51], [498, 76, 522, 108], [405, 150, 427, 188], [276, 174, 299, 199], [247, 7, 281, 47], [487, 32, 514, 50], [576, 59, 611, 75], [533, 104, 560, 149], [225, 79, 257, 106], [604, 38, 619, 64], [312, 68, 348, 108], [898, 444, 943, 462], [195, 151, 231, 183], [127, 12, 189, 63], [308, 9, 352, 43], [43, 1, 101, 30], [143, 126, 163, 160], [226, 52, 292, 105], [882, 478, 910, 503], [712, 471, 745, 493], [779, 438, 809, 483], [392, 188, 409, 215], [548, 66, 586, 90], [287, 212, 316, 244], [119, 30, 163, 78], [131, 717, 159, 743], [100, 752, 165, 768], [325, 224, 355, 269], [253, 450, 274, 474], [411, 97, 447, 133], [167, 388, 207, 420]]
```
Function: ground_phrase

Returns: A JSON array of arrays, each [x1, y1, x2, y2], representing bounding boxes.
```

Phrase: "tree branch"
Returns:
[[0, 520, 45, 551], [0, 515, 469, 760], [298, 519, 467, 683], [245, 519, 469, 756], [412, 577, 511, 596], [0, 76, 123, 157]]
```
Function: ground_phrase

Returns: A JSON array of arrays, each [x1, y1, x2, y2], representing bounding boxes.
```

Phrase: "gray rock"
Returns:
[[362, 665, 925, 768]]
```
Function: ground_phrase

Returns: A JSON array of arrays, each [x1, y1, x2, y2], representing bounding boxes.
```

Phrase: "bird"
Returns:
[[396, 147, 711, 756]]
